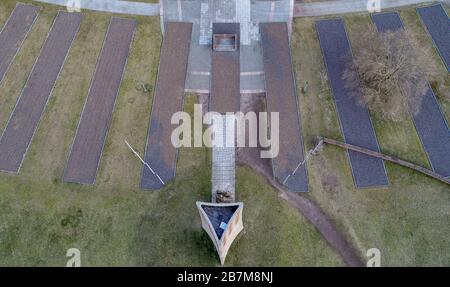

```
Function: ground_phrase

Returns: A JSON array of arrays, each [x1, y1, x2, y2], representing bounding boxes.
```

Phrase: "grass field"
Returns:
[[0, 0, 342, 266], [291, 6, 450, 266], [0, 0, 448, 267]]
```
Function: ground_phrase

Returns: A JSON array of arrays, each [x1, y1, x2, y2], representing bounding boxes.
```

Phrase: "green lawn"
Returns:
[[0, 0, 448, 267], [0, 0, 342, 266], [291, 7, 450, 266]]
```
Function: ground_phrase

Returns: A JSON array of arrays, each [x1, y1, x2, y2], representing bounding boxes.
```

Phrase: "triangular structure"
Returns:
[[196, 202, 244, 265]]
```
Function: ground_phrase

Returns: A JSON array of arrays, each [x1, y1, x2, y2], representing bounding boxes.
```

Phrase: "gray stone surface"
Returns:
[[211, 115, 236, 202], [162, 0, 293, 93], [34, 0, 160, 16], [316, 18, 389, 189], [260, 22, 308, 192], [140, 23, 192, 190], [417, 3, 450, 72], [0, 3, 40, 85]]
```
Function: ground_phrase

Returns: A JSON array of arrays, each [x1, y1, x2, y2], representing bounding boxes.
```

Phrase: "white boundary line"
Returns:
[[283, 139, 324, 185], [177, 0, 183, 21], [185, 88, 210, 94], [0, 3, 41, 86], [269, 1, 276, 22], [240, 89, 266, 94], [189, 71, 210, 76], [288, 0, 294, 39], [159, 0, 164, 35], [124, 139, 164, 185], [240, 71, 264, 76]]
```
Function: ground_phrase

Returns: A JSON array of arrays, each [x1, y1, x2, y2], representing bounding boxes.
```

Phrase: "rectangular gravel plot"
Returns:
[[372, 12, 450, 177], [315, 19, 388, 189], [260, 23, 308, 192], [63, 18, 136, 184], [417, 4, 450, 72], [0, 3, 40, 84], [140, 22, 192, 190], [211, 53, 240, 113], [0, 11, 82, 173], [211, 23, 240, 114]]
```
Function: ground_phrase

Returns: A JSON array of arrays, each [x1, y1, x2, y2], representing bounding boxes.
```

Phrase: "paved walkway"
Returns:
[[34, 0, 160, 16], [33, 0, 448, 17], [294, 0, 445, 17]]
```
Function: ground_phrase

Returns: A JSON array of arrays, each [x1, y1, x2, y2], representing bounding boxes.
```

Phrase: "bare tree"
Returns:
[[344, 26, 447, 121]]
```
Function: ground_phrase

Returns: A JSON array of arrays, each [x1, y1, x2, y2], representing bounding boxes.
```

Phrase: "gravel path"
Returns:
[[63, 17, 136, 184], [260, 22, 308, 192], [210, 23, 240, 114], [34, 0, 160, 16], [316, 18, 389, 189], [294, 0, 440, 17], [140, 22, 192, 190], [0, 11, 82, 173], [0, 3, 40, 85], [32, 0, 442, 18]]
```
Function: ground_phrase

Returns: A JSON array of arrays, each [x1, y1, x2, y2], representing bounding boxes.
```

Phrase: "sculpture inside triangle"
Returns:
[[196, 202, 244, 265]]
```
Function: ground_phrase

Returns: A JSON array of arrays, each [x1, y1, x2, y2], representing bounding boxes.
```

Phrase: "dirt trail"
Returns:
[[238, 93, 364, 267]]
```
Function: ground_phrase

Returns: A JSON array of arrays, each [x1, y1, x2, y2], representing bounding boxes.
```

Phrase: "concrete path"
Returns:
[[33, 0, 447, 18], [294, 0, 444, 17], [33, 0, 160, 16]]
